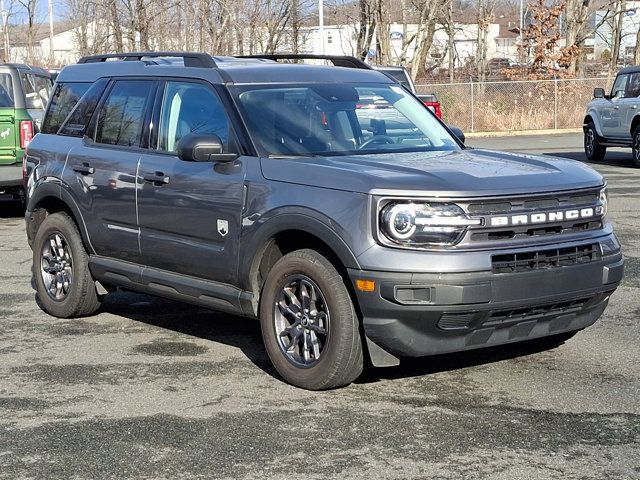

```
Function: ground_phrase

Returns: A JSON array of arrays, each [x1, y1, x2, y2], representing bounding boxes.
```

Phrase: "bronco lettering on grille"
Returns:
[[489, 206, 604, 227]]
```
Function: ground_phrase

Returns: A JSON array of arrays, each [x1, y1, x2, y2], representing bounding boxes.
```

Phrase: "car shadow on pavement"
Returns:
[[99, 290, 280, 379], [100, 289, 568, 386], [356, 337, 566, 385], [544, 150, 633, 168]]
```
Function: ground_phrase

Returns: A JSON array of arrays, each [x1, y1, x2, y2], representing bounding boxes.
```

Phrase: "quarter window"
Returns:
[[58, 79, 108, 137], [41, 82, 91, 134], [95, 80, 154, 147], [21, 73, 53, 110], [157, 81, 229, 153]]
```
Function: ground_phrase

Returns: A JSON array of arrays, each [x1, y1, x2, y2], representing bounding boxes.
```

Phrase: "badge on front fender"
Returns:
[[217, 219, 228, 237]]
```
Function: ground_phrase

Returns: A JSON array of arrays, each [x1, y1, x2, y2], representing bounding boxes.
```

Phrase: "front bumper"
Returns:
[[349, 248, 623, 364]]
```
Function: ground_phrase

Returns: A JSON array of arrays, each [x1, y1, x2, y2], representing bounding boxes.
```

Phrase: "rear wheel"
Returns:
[[259, 249, 363, 390], [584, 122, 606, 161], [632, 126, 640, 168], [32, 212, 101, 318]]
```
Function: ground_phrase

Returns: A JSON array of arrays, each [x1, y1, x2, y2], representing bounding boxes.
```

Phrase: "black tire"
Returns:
[[632, 126, 640, 168], [32, 212, 101, 318], [259, 249, 363, 390], [584, 122, 606, 161]]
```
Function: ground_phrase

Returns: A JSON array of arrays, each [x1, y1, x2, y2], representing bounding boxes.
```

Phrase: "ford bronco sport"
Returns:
[[584, 65, 640, 166], [25, 52, 623, 390], [0, 64, 52, 202]]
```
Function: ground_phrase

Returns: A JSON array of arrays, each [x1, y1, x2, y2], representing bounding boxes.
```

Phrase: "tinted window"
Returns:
[[58, 79, 108, 137], [157, 81, 229, 152], [611, 74, 628, 97], [42, 82, 91, 134], [95, 80, 154, 147], [0, 73, 14, 107], [235, 84, 458, 156], [627, 73, 640, 97], [383, 69, 411, 90], [21, 73, 53, 110]]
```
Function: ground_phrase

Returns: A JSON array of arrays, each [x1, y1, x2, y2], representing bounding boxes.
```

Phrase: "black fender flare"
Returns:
[[238, 208, 361, 293], [26, 180, 95, 254]]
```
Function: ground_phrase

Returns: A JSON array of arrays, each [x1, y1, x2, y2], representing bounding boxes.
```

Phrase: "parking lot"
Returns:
[[1, 132, 638, 479]]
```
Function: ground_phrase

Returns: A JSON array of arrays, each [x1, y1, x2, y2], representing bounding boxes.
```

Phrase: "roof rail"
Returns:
[[238, 54, 372, 70], [77, 52, 217, 68]]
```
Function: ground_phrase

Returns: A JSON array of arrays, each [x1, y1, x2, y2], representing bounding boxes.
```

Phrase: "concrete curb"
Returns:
[[465, 128, 582, 138]]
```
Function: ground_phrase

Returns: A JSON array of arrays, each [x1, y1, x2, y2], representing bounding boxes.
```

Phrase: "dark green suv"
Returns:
[[0, 64, 53, 202]]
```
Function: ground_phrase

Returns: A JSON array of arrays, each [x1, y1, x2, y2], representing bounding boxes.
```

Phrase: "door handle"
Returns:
[[614, 105, 620, 109], [632, 105, 638, 109], [143, 171, 170, 185], [72, 162, 94, 175]]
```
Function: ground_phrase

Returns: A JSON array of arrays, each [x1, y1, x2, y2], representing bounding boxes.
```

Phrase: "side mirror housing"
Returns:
[[448, 125, 465, 144], [593, 87, 605, 99], [176, 133, 236, 162]]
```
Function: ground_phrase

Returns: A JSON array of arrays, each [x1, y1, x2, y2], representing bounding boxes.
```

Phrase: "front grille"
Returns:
[[466, 189, 599, 216], [470, 220, 603, 242], [462, 188, 604, 244], [491, 243, 600, 274]]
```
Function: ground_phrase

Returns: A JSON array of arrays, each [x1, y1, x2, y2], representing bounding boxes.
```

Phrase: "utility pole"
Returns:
[[48, 0, 55, 66], [318, 0, 324, 54], [0, 0, 8, 62]]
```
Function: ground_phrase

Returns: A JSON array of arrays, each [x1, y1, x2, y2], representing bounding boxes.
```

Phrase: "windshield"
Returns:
[[233, 83, 460, 157]]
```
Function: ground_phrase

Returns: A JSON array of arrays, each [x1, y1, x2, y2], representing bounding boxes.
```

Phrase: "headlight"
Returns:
[[598, 187, 608, 217], [380, 201, 481, 247]]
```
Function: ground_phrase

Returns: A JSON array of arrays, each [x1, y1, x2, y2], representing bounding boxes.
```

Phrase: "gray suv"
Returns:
[[584, 65, 640, 166], [25, 52, 623, 390]]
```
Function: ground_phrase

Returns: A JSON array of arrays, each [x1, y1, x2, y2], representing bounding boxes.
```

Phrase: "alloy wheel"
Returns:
[[273, 275, 330, 367], [40, 232, 73, 301], [585, 128, 595, 157]]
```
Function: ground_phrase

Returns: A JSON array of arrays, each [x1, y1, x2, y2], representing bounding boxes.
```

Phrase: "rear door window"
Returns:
[[626, 73, 640, 98], [42, 82, 91, 134], [95, 80, 155, 147], [0, 73, 14, 107]]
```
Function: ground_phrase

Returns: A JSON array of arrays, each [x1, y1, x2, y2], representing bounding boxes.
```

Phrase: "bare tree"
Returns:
[[16, 0, 37, 62]]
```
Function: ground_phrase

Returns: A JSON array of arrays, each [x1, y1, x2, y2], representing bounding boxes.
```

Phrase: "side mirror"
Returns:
[[176, 133, 236, 162], [448, 125, 465, 144], [593, 88, 605, 99]]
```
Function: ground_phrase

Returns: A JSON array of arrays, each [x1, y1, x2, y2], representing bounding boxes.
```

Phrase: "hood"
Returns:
[[260, 148, 604, 197]]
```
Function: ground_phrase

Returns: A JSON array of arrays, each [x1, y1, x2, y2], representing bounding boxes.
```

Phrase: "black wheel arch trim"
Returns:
[[239, 209, 362, 294], [26, 180, 95, 254]]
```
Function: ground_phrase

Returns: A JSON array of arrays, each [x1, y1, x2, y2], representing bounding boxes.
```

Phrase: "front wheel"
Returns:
[[584, 122, 606, 161], [632, 126, 640, 168], [259, 249, 363, 390]]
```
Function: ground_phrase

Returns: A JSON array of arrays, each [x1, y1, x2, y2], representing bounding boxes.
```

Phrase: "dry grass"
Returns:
[[418, 78, 608, 132]]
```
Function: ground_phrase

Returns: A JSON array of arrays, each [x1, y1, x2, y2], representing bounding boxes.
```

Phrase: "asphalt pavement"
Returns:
[[0, 132, 638, 479]]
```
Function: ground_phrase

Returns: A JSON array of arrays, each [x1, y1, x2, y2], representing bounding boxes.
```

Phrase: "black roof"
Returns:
[[61, 52, 393, 85], [617, 65, 640, 75]]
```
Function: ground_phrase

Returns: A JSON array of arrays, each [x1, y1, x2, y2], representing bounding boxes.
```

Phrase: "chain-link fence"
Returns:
[[416, 78, 613, 133]]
